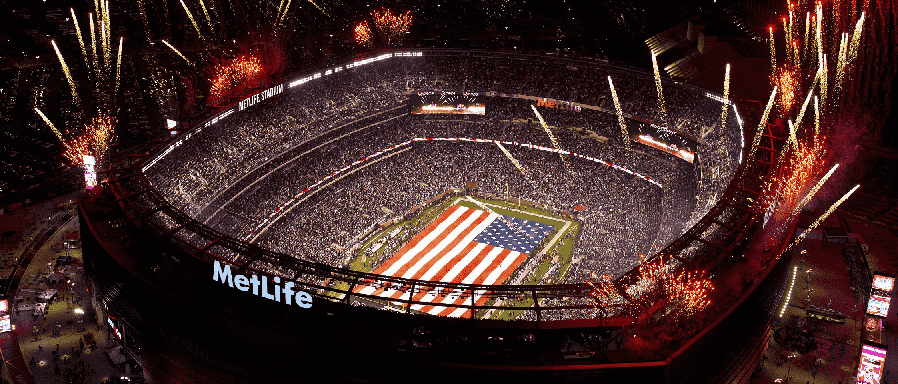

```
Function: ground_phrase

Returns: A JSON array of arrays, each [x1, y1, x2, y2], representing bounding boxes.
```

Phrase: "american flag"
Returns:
[[356, 204, 553, 317]]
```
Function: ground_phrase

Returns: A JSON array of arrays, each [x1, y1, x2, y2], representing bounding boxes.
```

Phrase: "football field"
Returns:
[[355, 203, 555, 317]]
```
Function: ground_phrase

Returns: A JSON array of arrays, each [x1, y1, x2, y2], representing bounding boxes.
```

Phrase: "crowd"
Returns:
[[141, 50, 744, 318]]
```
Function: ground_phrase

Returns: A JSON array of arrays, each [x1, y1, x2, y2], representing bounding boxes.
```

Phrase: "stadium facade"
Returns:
[[79, 49, 793, 383]]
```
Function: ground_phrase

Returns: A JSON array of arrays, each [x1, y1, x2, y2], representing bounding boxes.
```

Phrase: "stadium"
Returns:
[[78, 49, 792, 383]]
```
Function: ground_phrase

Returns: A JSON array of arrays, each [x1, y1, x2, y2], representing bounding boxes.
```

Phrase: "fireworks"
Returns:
[[775, 68, 799, 116], [814, 95, 820, 134], [776, 134, 827, 212], [769, 27, 776, 73], [37, 4, 122, 167], [52, 40, 81, 108], [179, 0, 203, 39], [115, 37, 123, 96], [789, 163, 839, 218], [794, 88, 815, 133], [607, 76, 629, 150], [651, 50, 668, 125], [208, 55, 264, 100], [162, 40, 193, 66], [662, 269, 713, 319], [530, 105, 569, 169], [305, 0, 330, 18], [788, 184, 860, 251], [71, 9, 90, 75], [355, 8, 412, 47], [721, 63, 730, 129], [277, 0, 294, 27], [354, 21, 373, 48], [494, 141, 530, 180], [749, 87, 777, 160]]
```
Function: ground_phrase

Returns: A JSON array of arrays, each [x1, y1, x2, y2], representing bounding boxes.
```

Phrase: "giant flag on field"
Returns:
[[356, 204, 554, 318]]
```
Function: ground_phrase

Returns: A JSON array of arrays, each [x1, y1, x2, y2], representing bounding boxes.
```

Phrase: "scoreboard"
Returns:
[[628, 122, 698, 163], [410, 91, 486, 115]]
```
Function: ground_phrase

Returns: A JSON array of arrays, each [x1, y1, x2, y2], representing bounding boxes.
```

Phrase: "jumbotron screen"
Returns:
[[628, 122, 697, 163], [411, 91, 486, 115]]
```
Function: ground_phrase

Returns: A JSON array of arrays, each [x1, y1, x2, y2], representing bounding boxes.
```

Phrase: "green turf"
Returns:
[[339, 193, 583, 320]]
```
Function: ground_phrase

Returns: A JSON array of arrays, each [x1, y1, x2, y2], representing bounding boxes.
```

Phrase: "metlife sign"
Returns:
[[213, 261, 312, 308]]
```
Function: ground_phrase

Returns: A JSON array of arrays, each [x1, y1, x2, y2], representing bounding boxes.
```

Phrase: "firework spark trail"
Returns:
[[835, 33, 849, 97], [102, 0, 111, 69], [278, 0, 293, 27], [814, 96, 820, 134], [788, 120, 797, 146], [794, 88, 814, 131], [787, 184, 860, 251], [162, 40, 193, 65], [179, 0, 204, 39], [651, 51, 667, 125], [750, 87, 777, 160], [804, 12, 811, 59], [721, 64, 730, 129], [198, 0, 213, 32], [135, 0, 152, 42], [820, 54, 828, 108], [769, 27, 777, 73], [783, 17, 792, 65], [52, 40, 81, 108], [89, 13, 99, 78], [530, 105, 570, 169], [34, 108, 66, 143], [816, 1, 823, 68], [115, 37, 123, 97], [789, 163, 839, 218], [494, 141, 530, 180], [607, 77, 629, 150], [71, 9, 90, 75], [306, 0, 330, 18], [847, 12, 865, 66]]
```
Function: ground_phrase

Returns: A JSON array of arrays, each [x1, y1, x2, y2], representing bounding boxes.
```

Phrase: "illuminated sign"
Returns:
[[238, 84, 285, 111], [536, 97, 581, 112], [628, 123, 697, 163], [0, 315, 9, 333], [213, 261, 312, 308], [866, 294, 891, 317], [0, 299, 7, 313], [83, 155, 97, 189], [857, 343, 887, 384], [166, 119, 177, 129], [872, 275, 895, 292]]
